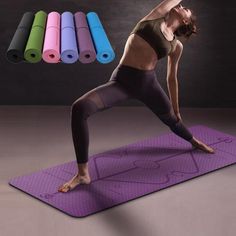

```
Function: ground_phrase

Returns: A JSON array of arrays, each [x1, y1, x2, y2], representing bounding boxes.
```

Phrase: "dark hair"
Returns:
[[174, 9, 197, 39]]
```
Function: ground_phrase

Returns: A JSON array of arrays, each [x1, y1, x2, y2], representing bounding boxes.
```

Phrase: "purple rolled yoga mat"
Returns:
[[61, 12, 79, 64], [9, 125, 236, 218], [74, 11, 96, 64]]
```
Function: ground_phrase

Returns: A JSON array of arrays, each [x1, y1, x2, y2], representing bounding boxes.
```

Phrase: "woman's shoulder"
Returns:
[[173, 38, 183, 47], [175, 39, 183, 48], [171, 39, 183, 54]]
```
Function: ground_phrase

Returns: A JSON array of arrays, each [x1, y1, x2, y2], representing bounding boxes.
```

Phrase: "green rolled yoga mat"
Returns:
[[24, 10, 47, 63]]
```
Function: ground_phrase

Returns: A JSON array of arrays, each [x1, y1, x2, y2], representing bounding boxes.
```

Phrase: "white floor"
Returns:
[[0, 106, 235, 236]]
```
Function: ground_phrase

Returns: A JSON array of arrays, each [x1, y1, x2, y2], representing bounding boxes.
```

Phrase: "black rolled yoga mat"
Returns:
[[6, 12, 35, 63]]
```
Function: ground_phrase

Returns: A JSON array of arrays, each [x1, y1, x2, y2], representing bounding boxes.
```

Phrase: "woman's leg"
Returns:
[[141, 83, 194, 142], [135, 72, 214, 152], [71, 79, 132, 164], [105, 65, 193, 141], [59, 79, 133, 192]]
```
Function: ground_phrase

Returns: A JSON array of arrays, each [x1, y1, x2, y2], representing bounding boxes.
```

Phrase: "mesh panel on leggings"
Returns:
[[81, 90, 105, 110]]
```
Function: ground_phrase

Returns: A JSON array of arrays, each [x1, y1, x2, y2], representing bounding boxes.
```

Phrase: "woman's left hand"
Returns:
[[175, 112, 182, 122]]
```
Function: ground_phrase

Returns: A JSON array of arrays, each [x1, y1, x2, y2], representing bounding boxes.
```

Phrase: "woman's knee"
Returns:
[[71, 97, 98, 120]]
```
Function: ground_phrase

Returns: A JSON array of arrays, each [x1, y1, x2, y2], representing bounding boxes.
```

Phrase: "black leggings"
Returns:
[[71, 64, 193, 164]]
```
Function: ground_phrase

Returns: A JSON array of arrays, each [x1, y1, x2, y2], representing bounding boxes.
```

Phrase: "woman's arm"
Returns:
[[140, 0, 183, 22], [166, 40, 183, 115], [151, 0, 183, 16]]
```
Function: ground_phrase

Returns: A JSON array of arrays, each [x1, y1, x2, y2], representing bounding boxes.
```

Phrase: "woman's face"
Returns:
[[171, 4, 192, 24]]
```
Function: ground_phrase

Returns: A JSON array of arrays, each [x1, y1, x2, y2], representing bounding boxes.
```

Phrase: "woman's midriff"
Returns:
[[119, 34, 159, 70]]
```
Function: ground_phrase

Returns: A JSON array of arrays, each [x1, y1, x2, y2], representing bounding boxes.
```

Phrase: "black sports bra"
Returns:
[[130, 17, 177, 59]]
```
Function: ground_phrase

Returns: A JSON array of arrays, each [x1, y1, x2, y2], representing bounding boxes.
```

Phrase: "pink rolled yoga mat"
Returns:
[[74, 11, 96, 64], [42, 12, 60, 63]]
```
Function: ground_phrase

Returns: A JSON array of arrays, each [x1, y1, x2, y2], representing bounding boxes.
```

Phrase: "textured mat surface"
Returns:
[[9, 125, 236, 217]]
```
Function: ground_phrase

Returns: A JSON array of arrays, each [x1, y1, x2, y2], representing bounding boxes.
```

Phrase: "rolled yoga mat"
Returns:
[[87, 12, 115, 64], [42, 12, 60, 63], [61, 12, 79, 64], [24, 10, 47, 63], [6, 12, 35, 63], [74, 11, 96, 64], [8, 125, 236, 217]]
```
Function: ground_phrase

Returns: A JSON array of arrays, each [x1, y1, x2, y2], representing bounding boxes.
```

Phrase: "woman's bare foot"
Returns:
[[190, 137, 215, 154], [58, 162, 91, 193], [58, 174, 91, 192]]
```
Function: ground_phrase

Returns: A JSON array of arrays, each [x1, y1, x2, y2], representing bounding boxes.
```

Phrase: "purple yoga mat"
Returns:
[[9, 125, 236, 218], [74, 12, 96, 64]]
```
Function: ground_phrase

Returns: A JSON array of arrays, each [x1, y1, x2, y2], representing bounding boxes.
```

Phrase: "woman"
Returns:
[[58, 0, 214, 193]]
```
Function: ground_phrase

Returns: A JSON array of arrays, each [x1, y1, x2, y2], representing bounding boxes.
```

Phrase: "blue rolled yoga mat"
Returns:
[[61, 11, 79, 64], [87, 12, 115, 64]]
